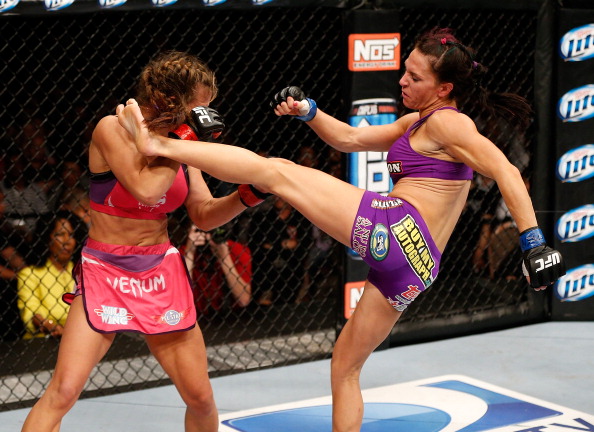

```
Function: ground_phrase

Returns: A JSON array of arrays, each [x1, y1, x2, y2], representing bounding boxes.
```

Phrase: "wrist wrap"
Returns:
[[519, 226, 545, 252], [295, 98, 318, 122], [169, 124, 198, 141], [238, 184, 269, 207]]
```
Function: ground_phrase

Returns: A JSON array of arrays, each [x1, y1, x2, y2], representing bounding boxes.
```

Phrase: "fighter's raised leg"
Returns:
[[116, 99, 364, 246]]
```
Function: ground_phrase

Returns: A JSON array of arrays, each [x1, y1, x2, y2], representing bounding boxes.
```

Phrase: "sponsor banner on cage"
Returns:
[[0, 0, 19, 12], [0, 0, 344, 14], [555, 204, 594, 243], [555, 263, 594, 302], [343, 280, 365, 319], [348, 33, 401, 72], [560, 23, 594, 62], [347, 98, 397, 195], [556, 144, 594, 182], [219, 375, 594, 431], [554, 8, 594, 319], [557, 84, 594, 122], [343, 9, 400, 275]]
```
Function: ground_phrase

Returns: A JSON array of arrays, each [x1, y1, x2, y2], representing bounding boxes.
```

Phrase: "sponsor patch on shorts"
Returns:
[[390, 214, 435, 287]]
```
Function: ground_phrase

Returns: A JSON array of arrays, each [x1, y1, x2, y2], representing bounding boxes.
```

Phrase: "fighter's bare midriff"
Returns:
[[389, 176, 470, 252], [89, 210, 170, 246]]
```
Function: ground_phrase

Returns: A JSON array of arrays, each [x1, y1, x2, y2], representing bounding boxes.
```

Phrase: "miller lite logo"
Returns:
[[0, 0, 19, 13], [44, 0, 74, 11], [556, 204, 594, 243], [348, 33, 401, 72], [98, 0, 126, 8], [560, 24, 594, 62], [556, 144, 594, 183], [202, 0, 226, 5], [252, 0, 273, 4], [558, 84, 594, 122], [555, 264, 594, 302], [151, 0, 176, 7]]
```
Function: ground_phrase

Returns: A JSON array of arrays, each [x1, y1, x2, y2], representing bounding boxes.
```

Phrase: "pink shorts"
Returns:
[[65, 239, 196, 335]]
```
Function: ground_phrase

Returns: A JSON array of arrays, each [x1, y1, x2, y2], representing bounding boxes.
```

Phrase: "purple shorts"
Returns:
[[350, 191, 442, 311]]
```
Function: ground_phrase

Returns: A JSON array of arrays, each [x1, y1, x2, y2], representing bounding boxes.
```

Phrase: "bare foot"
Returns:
[[116, 98, 158, 157]]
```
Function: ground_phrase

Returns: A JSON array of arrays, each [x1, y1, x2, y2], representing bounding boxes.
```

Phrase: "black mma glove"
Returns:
[[237, 184, 270, 207], [169, 106, 225, 142], [270, 86, 318, 122], [520, 226, 565, 288]]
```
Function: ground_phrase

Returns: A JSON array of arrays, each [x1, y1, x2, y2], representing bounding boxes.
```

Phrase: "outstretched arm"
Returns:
[[271, 87, 412, 153]]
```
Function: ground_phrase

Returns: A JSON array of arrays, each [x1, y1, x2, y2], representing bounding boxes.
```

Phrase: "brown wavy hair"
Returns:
[[414, 27, 532, 129], [135, 50, 218, 132]]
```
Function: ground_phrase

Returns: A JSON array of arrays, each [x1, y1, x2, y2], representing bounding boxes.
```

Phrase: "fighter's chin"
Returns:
[[401, 95, 415, 109]]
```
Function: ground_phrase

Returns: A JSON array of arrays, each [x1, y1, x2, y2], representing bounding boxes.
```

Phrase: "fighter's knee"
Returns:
[[185, 388, 217, 418], [258, 157, 295, 194], [330, 353, 362, 383], [46, 380, 83, 411]]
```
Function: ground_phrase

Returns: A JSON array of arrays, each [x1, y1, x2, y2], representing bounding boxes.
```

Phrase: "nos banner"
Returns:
[[553, 9, 594, 319], [341, 9, 400, 324]]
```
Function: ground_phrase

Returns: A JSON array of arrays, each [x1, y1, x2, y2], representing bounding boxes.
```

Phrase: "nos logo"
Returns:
[[348, 33, 401, 72]]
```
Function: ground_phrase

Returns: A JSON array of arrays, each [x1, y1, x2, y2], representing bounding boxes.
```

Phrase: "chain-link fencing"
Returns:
[[0, 4, 541, 409]]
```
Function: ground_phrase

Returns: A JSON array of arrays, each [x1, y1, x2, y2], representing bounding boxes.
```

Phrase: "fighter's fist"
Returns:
[[520, 227, 566, 289], [168, 106, 225, 142], [271, 86, 317, 122], [189, 106, 225, 141], [271, 86, 306, 108]]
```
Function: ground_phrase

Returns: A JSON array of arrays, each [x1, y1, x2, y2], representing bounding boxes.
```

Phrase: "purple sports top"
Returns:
[[386, 107, 473, 183]]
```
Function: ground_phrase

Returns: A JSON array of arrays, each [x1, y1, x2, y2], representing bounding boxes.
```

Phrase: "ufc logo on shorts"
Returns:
[[535, 252, 561, 273], [192, 107, 212, 124], [348, 33, 401, 72]]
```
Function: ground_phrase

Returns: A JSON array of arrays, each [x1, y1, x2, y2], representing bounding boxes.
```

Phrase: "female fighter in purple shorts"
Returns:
[[21, 51, 263, 432], [116, 28, 565, 432]]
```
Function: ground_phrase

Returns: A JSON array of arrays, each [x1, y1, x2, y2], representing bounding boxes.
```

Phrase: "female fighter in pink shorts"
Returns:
[[21, 51, 264, 432]]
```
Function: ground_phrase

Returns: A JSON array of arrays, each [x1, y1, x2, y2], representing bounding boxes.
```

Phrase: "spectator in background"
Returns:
[[0, 192, 27, 341], [294, 145, 341, 304], [17, 211, 77, 339], [182, 223, 252, 315], [60, 188, 91, 229], [20, 117, 58, 191], [474, 175, 531, 280], [250, 196, 307, 306], [1, 118, 57, 243], [49, 160, 90, 211], [58, 186, 91, 263]]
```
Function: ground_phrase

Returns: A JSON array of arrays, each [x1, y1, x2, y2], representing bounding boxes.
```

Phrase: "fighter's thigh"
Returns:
[[51, 297, 115, 387], [270, 162, 364, 246], [145, 326, 211, 395], [333, 281, 401, 371]]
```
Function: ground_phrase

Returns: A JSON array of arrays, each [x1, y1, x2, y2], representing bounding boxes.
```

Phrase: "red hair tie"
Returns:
[[440, 37, 447, 45]]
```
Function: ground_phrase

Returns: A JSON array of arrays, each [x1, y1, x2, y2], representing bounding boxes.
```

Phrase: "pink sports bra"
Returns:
[[386, 107, 473, 183], [89, 165, 189, 220]]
